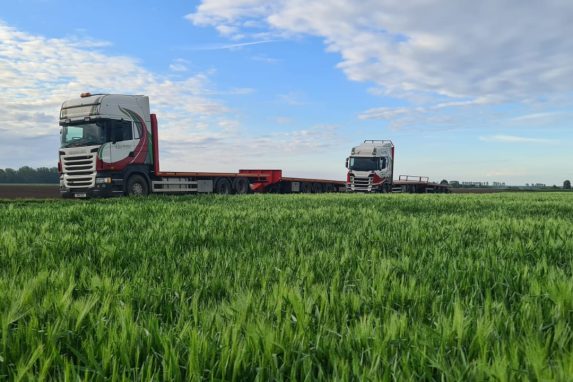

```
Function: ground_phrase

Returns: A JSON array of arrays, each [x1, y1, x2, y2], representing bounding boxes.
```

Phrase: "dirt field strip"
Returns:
[[0, 184, 60, 199]]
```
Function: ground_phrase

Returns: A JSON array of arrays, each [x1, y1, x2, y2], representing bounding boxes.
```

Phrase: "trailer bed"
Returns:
[[156, 171, 268, 181], [392, 175, 449, 193], [282, 177, 345, 185]]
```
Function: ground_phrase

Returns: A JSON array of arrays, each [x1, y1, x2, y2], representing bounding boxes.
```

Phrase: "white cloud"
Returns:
[[479, 135, 558, 144], [511, 113, 558, 122], [274, 116, 292, 125], [180, 39, 279, 51], [277, 91, 306, 106], [508, 112, 568, 126], [188, 0, 573, 120], [359, 107, 412, 120], [158, 123, 344, 176], [251, 54, 280, 64], [0, 21, 229, 143], [169, 59, 189, 72], [187, 0, 276, 28]]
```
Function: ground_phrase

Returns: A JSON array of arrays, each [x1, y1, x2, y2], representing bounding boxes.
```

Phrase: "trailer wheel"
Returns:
[[312, 183, 323, 193], [126, 174, 149, 197], [325, 184, 335, 193], [233, 177, 251, 194], [215, 178, 232, 195], [301, 182, 312, 193]]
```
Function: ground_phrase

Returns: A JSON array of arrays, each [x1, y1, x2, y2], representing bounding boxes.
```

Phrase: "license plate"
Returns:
[[74, 193, 87, 198]]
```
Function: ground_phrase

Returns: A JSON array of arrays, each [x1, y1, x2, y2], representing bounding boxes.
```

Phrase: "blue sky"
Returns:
[[1, 0, 572, 185]]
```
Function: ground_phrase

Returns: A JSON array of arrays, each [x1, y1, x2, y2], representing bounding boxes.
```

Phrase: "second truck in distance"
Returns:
[[345, 140, 449, 193]]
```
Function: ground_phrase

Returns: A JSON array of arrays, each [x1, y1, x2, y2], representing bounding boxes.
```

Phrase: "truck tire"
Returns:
[[312, 183, 323, 193], [325, 184, 335, 193], [233, 177, 250, 194], [301, 182, 312, 193], [126, 174, 149, 196], [215, 178, 232, 195]]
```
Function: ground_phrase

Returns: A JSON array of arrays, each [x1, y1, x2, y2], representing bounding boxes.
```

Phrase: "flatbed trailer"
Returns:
[[148, 115, 345, 195]]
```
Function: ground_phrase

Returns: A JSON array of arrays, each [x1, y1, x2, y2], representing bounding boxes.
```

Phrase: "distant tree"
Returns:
[[36, 167, 58, 183], [440, 179, 449, 185], [4, 168, 16, 183], [17, 166, 35, 183], [564, 180, 572, 190], [0, 167, 59, 184]]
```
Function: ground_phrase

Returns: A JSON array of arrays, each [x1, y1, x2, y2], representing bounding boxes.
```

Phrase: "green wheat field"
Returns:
[[1, 193, 572, 380]]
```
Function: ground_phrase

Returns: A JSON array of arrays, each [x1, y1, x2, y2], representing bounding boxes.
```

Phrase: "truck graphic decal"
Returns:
[[93, 107, 151, 171]]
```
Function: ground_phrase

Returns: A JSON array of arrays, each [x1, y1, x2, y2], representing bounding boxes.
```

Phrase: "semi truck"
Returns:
[[345, 140, 449, 193], [58, 93, 345, 198]]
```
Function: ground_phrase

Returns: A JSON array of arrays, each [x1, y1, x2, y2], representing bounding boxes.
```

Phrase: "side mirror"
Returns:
[[345, 157, 349, 168]]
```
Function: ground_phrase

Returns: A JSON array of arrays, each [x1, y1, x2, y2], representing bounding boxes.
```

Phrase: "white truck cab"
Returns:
[[59, 93, 152, 197], [345, 140, 394, 192]]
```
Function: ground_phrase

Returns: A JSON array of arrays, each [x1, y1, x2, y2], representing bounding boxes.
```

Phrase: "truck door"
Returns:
[[110, 120, 139, 166], [383, 156, 391, 176]]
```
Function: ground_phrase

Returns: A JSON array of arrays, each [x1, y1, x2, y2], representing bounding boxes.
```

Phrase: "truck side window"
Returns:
[[380, 157, 387, 169], [110, 120, 133, 142]]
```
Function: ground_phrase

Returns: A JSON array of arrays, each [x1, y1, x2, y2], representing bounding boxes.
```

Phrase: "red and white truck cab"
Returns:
[[59, 94, 155, 197], [345, 140, 394, 193]]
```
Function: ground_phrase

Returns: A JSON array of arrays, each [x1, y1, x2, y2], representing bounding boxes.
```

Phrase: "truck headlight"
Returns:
[[96, 177, 112, 184]]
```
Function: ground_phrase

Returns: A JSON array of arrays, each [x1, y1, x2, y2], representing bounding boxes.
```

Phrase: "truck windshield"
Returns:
[[349, 157, 386, 171], [61, 121, 108, 148], [60, 119, 133, 148]]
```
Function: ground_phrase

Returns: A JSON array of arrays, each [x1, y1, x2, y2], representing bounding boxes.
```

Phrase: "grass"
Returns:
[[0, 193, 572, 380]]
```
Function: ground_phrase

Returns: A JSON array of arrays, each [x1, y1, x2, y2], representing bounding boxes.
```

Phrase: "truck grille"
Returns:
[[350, 176, 372, 191], [62, 153, 96, 189]]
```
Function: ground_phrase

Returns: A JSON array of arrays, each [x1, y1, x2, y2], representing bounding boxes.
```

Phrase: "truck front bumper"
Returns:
[[60, 187, 124, 199], [60, 175, 124, 198]]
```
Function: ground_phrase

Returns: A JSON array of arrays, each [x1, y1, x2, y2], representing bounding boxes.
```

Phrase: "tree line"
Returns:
[[0, 167, 59, 184], [441, 179, 572, 189]]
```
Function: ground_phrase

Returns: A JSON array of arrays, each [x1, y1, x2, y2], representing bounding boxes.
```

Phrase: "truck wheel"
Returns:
[[233, 177, 250, 194], [215, 178, 232, 194], [301, 182, 312, 193], [312, 183, 323, 193], [126, 174, 149, 196]]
